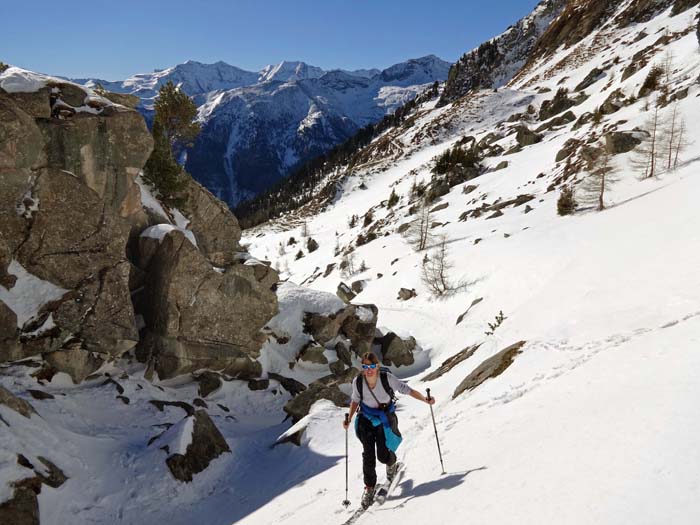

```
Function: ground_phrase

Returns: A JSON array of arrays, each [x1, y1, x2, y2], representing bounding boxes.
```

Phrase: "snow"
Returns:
[[0, 66, 53, 93], [0, 260, 68, 328], [2, 3, 700, 524], [140, 224, 197, 248], [153, 415, 195, 456], [136, 174, 170, 221]]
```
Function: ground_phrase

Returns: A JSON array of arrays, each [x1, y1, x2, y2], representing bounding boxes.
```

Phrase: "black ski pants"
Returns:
[[357, 414, 397, 487]]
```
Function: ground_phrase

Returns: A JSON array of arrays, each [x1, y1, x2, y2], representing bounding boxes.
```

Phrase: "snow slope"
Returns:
[[239, 4, 700, 524]]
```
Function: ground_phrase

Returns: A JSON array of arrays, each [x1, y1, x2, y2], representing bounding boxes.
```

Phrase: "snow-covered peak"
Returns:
[[258, 61, 327, 83], [378, 54, 452, 85]]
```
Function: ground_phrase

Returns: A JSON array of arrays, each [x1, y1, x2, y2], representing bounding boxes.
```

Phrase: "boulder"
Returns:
[[194, 371, 222, 398], [0, 385, 37, 418], [336, 282, 356, 304], [350, 280, 366, 294], [492, 160, 509, 172], [575, 67, 605, 91], [283, 381, 350, 424], [539, 89, 576, 120], [138, 230, 278, 380], [379, 332, 416, 367], [268, 373, 307, 396], [452, 341, 526, 399], [535, 110, 576, 133], [44, 343, 105, 384], [0, 301, 20, 362], [422, 343, 481, 382], [397, 288, 417, 301], [306, 237, 319, 253], [304, 308, 353, 345], [604, 131, 646, 154], [164, 410, 230, 482], [181, 177, 242, 266], [555, 138, 582, 162], [600, 89, 625, 115], [299, 345, 328, 365], [341, 305, 378, 355], [514, 126, 542, 147]]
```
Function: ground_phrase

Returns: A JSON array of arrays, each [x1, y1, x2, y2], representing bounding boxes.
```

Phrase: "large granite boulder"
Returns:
[[604, 131, 646, 154], [137, 229, 278, 380], [181, 178, 242, 266], [0, 87, 151, 374], [514, 126, 542, 147]]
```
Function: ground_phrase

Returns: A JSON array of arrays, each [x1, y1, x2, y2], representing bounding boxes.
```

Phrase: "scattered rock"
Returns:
[[514, 126, 542, 147], [604, 130, 646, 154], [194, 371, 222, 398], [492, 160, 509, 172], [397, 288, 417, 301], [351, 280, 366, 294], [283, 381, 350, 424], [422, 344, 482, 382], [306, 237, 319, 253], [452, 341, 526, 399], [323, 263, 335, 277], [379, 332, 416, 367], [26, 390, 54, 401], [149, 400, 195, 417], [0, 386, 37, 418], [165, 410, 231, 482], [268, 373, 307, 396], [535, 110, 576, 132], [430, 202, 449, 213], [539, 89, 577, 120], [248, 378, 269, 391], [575, 67, 605, 91], [336, 282, 356, 304], [299, 344, 329, 365], [193, 398, 208, 408], [555, 138, 582, 162], [455, 297, 484, 325]]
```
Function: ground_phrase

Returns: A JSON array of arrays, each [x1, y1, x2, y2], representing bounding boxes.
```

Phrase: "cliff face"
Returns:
[[438, 0, 568, 106], [0, 68, 279, 383]]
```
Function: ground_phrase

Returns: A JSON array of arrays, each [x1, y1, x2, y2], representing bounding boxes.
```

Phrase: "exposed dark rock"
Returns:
[[149, 400, 195, 417], [453, 341, 526, 398], [44, 344, 105, 384], [397, 288, 417, 301], [492, 160, 509, 172], [600, 89, 626, 115], [283, 381, 350, 424], [556, 138, 583, 162], [26, 390, 54, 401], [430, 202, 449, 213], [323, 263, 335, 277], [336, 282, 356, 304], [575, 67, 606, 91], [539, 89, 577, 121], [306, 237, 319, 253], [514, 126, 542, 147], [455, 297, 484, 325], [193, 398, 208, 408], [0, 477, 41, 525], [299, 344, 329, 365], [350, 280, 366, 294], [422, 344, 481, 382], [195, 371, 222, 398], [605, 131, 646, 154], [379, 332, 416, 367], [535, 110, 576, 133], [0, 386, 37, 418], [165, 410, 231, 482], [268, 373, 307, 396], [248, 378, 269, 391]]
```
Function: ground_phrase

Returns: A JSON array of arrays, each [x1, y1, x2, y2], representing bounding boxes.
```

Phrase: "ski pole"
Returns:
[[343, 413, 351, 507], [426, 388, 445, 474]]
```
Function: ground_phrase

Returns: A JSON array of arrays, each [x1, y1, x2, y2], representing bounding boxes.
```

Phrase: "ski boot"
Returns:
[[361, 486, 375, 509]]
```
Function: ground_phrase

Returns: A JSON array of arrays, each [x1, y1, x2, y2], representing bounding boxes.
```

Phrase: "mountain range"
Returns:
[[74, 56, 451, 206]]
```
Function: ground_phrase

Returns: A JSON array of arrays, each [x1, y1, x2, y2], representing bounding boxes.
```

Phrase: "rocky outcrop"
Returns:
[[0, 81, 152, 376], [378, 332, 416, 367], [439, 0, 567, 105], [163, 410, 231, 482], [604, 131, 646, 154], [303, 304, 378, 356], [0, 385, 37, 418], [453, 341, 526, 399], [514, 126, 542, 147], [137, 230, 278, 380], [422, 343, 481, 382], [181, 177, 242, 266]]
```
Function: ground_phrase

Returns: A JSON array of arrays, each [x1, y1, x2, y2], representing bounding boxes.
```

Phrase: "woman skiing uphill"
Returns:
[[342, 352, 435, 508]]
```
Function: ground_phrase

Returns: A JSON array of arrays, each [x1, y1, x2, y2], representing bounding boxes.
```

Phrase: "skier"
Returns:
[[342, 351, 436, 508]]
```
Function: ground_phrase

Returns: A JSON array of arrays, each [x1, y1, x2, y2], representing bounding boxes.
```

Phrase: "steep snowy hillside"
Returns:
[[239, 2, 700, 524]]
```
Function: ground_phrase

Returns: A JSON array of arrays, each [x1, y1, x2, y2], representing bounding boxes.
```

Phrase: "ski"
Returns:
[[342, 463, 406, 524], [375, 462, 405, 505]]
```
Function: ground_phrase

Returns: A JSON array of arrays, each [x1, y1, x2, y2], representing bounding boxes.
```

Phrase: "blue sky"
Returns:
[[3, 0, 540, 80]]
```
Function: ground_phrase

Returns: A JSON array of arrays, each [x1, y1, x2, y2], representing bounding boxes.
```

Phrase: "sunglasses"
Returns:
[[362, 364, 377, 370]]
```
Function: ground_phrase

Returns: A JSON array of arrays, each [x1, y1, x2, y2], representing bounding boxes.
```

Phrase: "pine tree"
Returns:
[[387, 188, 399, 207], [557, 185, 577, 216], [142, 82, 201, 208], [153, 81, 201, 149], [143, 119, 188, 207]]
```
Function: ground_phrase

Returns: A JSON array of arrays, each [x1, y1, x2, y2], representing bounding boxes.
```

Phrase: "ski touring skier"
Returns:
[[342, 351, 436, 508]]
